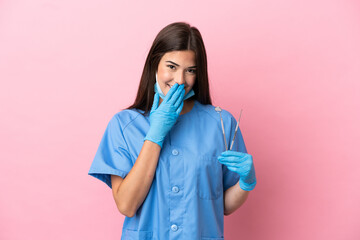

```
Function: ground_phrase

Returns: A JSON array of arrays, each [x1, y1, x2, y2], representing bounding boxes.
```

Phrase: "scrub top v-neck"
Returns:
[[88, 99, 248, 240]]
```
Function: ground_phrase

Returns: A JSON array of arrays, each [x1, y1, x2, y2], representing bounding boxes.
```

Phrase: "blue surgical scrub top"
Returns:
[[88, 99, 248, 240]]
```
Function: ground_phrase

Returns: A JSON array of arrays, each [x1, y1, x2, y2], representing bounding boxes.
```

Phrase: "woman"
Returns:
[[88, 21, 257, 240]]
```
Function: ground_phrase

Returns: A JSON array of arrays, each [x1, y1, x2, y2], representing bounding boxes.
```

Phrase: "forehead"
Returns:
[[161, 50, 196, 64]]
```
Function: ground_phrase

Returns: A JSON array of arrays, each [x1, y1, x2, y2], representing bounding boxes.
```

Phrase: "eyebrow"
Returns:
[[165, 61, 197, 68]]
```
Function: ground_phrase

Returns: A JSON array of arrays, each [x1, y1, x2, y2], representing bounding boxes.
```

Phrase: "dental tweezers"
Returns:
[[215, 107, 243, 151]]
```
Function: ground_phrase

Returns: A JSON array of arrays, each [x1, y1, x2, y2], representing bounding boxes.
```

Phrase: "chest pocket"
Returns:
[[196, 155, 223, 200]]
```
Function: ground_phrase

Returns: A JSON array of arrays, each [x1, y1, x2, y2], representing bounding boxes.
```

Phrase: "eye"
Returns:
[[167, 65, 175, 70], [188, 69, 196, 74]]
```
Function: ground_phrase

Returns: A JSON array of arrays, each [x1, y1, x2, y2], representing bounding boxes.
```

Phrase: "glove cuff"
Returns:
[[143, 134, 163, 148], [239, 178, 257, 191]]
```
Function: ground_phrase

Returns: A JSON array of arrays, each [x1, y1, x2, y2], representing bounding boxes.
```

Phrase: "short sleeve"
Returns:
[[88, 114, 134, 189], [222, 114, 248, 191]]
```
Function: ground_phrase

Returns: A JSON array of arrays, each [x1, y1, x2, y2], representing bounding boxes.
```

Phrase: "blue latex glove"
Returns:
[[144, 83, 185, 148], [218, 150, 257, 191]]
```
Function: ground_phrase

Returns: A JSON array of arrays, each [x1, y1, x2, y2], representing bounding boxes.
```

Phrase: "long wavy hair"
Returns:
[[125, 21, 212, 116]]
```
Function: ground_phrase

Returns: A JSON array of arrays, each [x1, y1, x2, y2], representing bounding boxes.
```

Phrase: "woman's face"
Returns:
[[156, 50, 197, 97]]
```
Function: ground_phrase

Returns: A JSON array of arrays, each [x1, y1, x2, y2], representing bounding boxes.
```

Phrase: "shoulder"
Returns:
[[108, 108, 144, 131]]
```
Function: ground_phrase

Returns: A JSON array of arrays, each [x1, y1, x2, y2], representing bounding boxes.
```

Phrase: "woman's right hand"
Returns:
[[144, 83, 185, 148]]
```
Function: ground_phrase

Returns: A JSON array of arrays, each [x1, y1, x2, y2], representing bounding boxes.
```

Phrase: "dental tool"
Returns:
[[215, 106, 227, 151], [229, 109, 243, 151]]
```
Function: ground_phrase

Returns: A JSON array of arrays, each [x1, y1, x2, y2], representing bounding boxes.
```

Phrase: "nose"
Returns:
[[174, 73, 186, 87]]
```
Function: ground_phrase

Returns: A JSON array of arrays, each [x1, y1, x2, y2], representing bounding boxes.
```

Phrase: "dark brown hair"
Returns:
[[125, 21, 212, 116]]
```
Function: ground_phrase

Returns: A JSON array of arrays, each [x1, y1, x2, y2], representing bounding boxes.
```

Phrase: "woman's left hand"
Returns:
[[218, 150, 257, 191]]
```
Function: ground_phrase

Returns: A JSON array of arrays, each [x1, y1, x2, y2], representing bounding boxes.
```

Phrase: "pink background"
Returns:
[[1, 0, 359, 239]]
